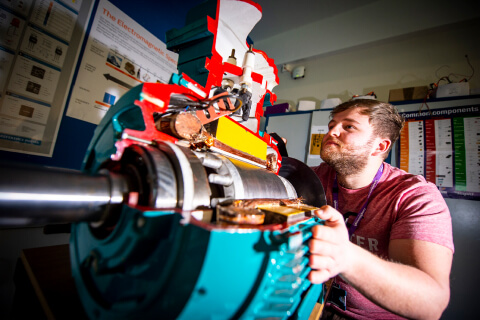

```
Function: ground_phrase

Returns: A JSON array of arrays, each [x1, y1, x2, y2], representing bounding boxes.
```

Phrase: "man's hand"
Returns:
[[308, 205, 354, 284], [307, 205, 453, 319]]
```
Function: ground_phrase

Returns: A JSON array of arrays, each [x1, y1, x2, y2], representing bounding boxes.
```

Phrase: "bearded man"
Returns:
[[309, 99, 454, 320]]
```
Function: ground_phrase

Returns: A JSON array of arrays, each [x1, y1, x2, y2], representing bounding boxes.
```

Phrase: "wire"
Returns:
[[463, 54, 474, 81], [207, 93, 243, 113], [418, 95, 432, 116], [433, 55, 475, 84], [153, 111, 176, 121], [446, 55, 474, 81], [167, 90, 243, 114]]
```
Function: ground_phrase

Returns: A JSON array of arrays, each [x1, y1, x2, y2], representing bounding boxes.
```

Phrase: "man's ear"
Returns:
[[372, 138, 391, 157]]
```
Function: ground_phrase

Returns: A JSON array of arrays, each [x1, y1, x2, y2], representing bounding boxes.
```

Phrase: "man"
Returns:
[[309, 99, 454, 320]]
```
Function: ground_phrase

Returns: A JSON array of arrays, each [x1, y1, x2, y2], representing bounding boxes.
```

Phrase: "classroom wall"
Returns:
[[269, 18, 480, 110], [1, 1, 478, 318]]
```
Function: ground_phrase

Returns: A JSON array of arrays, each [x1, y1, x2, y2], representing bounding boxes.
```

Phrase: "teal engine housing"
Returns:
[[71, 206, 323, 319], [69, 84, 327, 319]]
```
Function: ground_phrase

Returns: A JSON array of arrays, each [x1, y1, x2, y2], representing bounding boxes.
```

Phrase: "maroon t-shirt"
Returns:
[[312, 162, 454, 319]]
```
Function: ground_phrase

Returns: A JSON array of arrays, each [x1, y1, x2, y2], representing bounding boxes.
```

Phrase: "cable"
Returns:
[[433, 55, 475, 84], [207, 93, 243, 113], [463, 54, 474, 81], [167, 91, 243, 114]]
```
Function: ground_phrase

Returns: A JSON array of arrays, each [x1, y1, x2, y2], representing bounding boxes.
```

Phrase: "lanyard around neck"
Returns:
[[333, 163, 384, 237]]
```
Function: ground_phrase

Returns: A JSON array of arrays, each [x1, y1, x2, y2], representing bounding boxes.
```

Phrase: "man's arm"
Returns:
[[308, 205, 453, 320]]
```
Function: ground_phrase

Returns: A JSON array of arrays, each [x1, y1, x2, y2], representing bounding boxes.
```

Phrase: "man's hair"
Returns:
[[331, 99, 405, 158]]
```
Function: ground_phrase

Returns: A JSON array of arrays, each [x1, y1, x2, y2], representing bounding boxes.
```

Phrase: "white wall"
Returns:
[[254, 0, 480, 66], [269, 18, 480, 109]]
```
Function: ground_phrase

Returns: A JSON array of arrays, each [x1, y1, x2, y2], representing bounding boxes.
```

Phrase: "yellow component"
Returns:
[[216, 117, 267, 160], [257, 205, 304, 216], [257, 205, 306, 223], [286, 204, 318, 216]]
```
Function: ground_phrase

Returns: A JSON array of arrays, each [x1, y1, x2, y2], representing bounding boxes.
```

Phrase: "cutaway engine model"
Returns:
[[0, 0, 327, 319]]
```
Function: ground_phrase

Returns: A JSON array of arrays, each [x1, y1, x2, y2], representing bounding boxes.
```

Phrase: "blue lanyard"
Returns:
[[332, 163, 384, 237]]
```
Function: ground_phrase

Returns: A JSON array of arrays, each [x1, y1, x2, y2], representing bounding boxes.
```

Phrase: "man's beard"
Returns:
[[320, 137, 374, 176]]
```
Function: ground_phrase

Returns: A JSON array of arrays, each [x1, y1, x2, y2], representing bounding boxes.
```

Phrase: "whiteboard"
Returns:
[[264, 111, 314, 162]]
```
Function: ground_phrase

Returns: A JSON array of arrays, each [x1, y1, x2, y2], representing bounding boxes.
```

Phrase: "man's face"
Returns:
[[320, 108, 377, 176]]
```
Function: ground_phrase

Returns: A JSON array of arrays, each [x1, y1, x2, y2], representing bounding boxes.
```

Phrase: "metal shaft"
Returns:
[[0, 163, 128, 226]]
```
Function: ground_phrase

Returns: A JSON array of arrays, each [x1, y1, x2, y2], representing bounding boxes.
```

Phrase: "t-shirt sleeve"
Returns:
[[390, 179, 454, 252]]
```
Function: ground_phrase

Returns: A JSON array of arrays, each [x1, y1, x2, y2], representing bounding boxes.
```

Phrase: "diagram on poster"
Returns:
[[454, 116, 480, 194], [20, 25, 69, 69], [400, 120, 425, 176], [0, 8, 26, 51], [432, 119, 453, 188], [66, 0, 178, 125], [29, 0, 77, 42]]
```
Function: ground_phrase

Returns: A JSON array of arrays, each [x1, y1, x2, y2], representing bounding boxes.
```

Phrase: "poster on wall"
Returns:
[[66, 0, 178, 125], [398, 105, 480, 200], [308, 125, 328, 160], [0, 0, 83, 156]]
